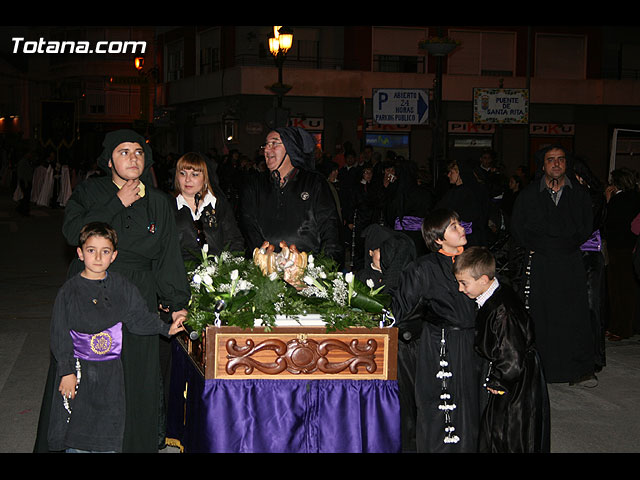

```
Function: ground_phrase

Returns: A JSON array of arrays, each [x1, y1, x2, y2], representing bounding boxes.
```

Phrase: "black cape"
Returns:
[[475, 284, 551, 453]]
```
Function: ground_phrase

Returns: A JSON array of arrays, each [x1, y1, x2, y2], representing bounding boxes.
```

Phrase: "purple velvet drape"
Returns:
[[167, 340, 401, 453]]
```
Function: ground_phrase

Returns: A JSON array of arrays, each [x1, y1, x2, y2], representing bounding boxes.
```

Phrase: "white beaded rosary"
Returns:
[[62, 358, 82, 423], [437, 329, 460, 444]]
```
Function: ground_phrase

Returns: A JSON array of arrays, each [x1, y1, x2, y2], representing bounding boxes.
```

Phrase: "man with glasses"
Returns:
[[238, 126, 343, 265]]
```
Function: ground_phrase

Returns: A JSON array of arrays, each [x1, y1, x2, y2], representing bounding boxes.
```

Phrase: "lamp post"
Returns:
[[133, 56, 159, 128], [268, 26, 294, 108], [420, 32, 459, 188]]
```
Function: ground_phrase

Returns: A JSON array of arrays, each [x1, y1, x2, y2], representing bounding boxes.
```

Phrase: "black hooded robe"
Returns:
[[34, 130, 190, 453], [392, 252, 486, 453], [238, 127, 343, 263], [475, 284, 551, 453], [239, 168, 343, 263], [355, 224, 416, 296], [511, 175, 594, 383]]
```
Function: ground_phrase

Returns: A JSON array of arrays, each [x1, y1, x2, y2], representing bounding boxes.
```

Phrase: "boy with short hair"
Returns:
[[453, 246, 550, 453], [47, 222, 185, 453], [392, 208, 485, 453]]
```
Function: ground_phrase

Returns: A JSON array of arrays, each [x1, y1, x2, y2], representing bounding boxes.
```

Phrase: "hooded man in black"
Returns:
[[356, 224, 416, 295], [238, 126, 343, 264], [34, 129, 190, 452], [510, 145, 595, 386]]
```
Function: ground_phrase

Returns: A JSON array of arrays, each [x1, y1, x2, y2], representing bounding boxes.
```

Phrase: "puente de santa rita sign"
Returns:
[[372, 89, 429, 125], [473, 88, 529, 124]]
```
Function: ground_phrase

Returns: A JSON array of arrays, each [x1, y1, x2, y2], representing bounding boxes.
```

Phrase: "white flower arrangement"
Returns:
[[184, 246, 393, 334]]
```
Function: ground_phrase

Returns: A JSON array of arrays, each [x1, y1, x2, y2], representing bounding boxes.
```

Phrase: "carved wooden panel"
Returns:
[[195, 326, 397, 381]]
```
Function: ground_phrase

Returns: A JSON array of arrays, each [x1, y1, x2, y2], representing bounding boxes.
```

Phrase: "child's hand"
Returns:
[[59, 374, 78, 400], [169, 310, 187, 336], [487, 387, 505, 395]]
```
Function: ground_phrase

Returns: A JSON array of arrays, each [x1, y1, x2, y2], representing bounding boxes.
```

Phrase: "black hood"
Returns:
[[275, 126, 316, 171], [361, 223, 416, 290], [97, 129, 154, 183]]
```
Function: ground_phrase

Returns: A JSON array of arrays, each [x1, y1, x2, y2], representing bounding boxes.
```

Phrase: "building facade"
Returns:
[[5, 25, 640, 183], [155, 25, 640, 183]]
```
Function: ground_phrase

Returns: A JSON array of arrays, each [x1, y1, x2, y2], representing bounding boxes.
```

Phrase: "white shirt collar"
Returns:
[[475, 277, 500, 309], [176, 191, 216, 221]]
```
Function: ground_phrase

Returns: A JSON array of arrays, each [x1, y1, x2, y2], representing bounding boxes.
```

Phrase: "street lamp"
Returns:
[[268, 26, 294, 107], [419, 31, 460, 188]]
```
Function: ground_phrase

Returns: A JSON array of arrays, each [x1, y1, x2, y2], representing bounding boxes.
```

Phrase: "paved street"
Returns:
[[1, 187, 639, 454]]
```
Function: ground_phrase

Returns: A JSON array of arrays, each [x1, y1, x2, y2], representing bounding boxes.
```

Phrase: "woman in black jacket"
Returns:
[[173, 152, 245, 263]]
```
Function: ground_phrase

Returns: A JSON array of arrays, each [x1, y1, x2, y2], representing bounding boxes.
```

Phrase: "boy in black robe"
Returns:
[[48, 223, 186, 452], [453, 246, 550, 453], [35, 129, 190, 453], [392, 208, 485, 453]]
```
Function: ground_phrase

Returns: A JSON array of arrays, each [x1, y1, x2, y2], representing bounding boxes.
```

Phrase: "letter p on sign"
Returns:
[[378, 92, 388, 111]]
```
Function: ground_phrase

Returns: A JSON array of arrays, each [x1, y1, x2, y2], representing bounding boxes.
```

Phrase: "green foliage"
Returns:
[[184, 248, 392, 335]]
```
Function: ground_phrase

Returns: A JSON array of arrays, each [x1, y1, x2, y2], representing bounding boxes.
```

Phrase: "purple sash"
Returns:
[[460, 221, 473, 235], [581, 229, 602, 252], [70, 322, 122, 361], [394, 216, 423, 231]]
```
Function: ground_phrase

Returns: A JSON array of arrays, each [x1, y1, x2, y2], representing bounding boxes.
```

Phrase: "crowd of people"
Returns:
[[5, 126, 639, 454]]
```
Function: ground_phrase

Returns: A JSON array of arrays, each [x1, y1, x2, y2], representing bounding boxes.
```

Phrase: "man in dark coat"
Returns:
[[510, 145, 595, 386], [238, 126, 343, 264], [34, 129, 191, 452]]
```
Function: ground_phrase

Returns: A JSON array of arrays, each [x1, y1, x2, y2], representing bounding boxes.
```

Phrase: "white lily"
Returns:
[[229, 269, 240, 296], [304, 275, 326, 291], [366, 278, 374, 289], [345, 272, 354, 306]]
